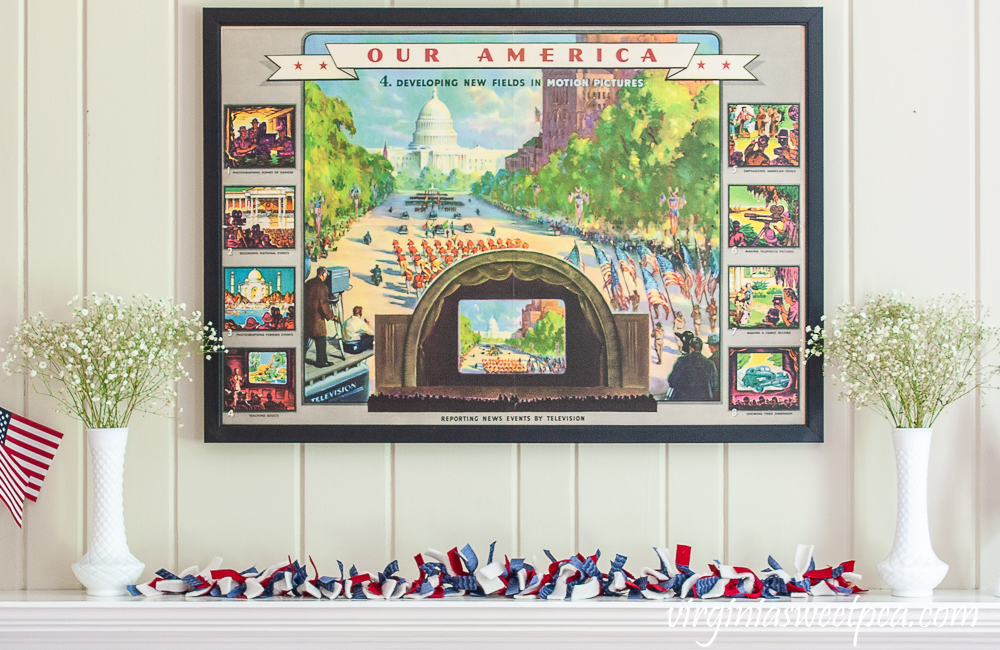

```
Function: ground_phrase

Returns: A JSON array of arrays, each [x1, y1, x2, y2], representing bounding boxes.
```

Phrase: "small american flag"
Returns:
[[655, 253, 674, 276], [692, 268, 708, 303], [615, 246, 636, 283], [641, 265, 668, 307], [592, 245, 613, 285], [0, 407, 64, 527], [564, 242, 584, 271], [591, 246, 628, 311], [639, 246, 660, 276]]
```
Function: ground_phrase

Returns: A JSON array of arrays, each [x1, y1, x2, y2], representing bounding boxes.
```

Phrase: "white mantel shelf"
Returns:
[[1, 590, 998, 648]]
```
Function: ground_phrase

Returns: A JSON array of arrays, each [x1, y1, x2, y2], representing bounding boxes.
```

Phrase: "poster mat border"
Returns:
[[202, 7, 824, 443]]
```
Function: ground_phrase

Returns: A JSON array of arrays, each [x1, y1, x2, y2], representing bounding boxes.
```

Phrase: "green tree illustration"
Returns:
[[459, 314, 482, 357], [303, 82, 395, 251], [471, 75, 719, 239]]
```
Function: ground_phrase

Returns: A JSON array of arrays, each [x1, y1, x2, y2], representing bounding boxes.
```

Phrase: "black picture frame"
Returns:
[[203, 7, 823, 443]]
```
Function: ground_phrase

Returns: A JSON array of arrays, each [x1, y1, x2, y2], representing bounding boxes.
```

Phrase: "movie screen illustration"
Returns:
[[224, 348, 296, 412], [728, 347, 800, 410], [224, 105, 295, 168], [459, 300, 566, 375], [224, 186, 295, 249], [728, 104, 799, 167], [224, 267, 296, 331], [727, 185, 799, 248], [728, 266, 800, 329]]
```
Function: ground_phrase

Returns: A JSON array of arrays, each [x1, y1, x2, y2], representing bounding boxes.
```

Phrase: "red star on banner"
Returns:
[[294, 61, 302, 70], [319, 61, 328, 70], [722, 61, 731, 70], [697, 60, 705, 69]]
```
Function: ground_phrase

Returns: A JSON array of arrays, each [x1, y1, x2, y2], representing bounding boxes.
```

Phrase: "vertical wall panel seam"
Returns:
[[722, 443, 728, 563], [663, 444, 668, 547], [19, 0, 28, 590], [78, 0, 89, 566], [291, 445, 301, 559], [299, 444, 305, 560], [172, 0, 180, 572], [18, 0, 27, 401], [846, 0, 856, 561], [573, 443, 579, 551], [78, 1, 87, 316], [515, 443, 521, 557], [170, 0, 180, 574], [660, 444, 666, 546], [389, 442, 396, 561], [973, 0, 982, 591]]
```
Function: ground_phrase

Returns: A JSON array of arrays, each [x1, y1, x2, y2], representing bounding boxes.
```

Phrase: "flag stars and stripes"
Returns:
[[0, 407, 64, 527]]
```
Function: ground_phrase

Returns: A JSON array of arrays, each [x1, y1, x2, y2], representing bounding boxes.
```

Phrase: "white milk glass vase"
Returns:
[[71, 428, 144, 596], [876, 428, 948, 597]]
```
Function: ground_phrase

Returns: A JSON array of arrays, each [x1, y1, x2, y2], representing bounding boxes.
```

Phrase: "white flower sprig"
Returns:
[[804, 293, 1000, 428], [2, 293, 226, 429]]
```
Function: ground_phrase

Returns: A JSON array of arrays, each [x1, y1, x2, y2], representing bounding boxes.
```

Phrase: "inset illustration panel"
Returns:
[[728, 103, 799, 167], [224, 267, 296, 331], [224, 348, 297, 412], [727, 185, 799, 247], [728, 266, 799, 329], [223, 186, 295, 249], [224, 105, 295, 168], [728, 347, 800, 411]]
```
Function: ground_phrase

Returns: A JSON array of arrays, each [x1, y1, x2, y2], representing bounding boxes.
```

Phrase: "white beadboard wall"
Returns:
[[0, 0, 996, 592]]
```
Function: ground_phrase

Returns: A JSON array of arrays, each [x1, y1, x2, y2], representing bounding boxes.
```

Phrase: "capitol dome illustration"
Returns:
[[373, 89, 517, 178], [409, 88, 458, 149]]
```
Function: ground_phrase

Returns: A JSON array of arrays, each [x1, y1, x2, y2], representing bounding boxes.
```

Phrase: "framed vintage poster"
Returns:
[[203, 7, 823, 443]]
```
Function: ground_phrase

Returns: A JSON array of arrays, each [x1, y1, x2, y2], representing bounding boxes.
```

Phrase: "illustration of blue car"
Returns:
[[740, 365, 791, 392]]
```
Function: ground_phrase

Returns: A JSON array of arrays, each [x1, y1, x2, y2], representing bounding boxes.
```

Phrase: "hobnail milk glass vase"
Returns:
[[876, 428, 948, 597], [71, 428, 144, 596]]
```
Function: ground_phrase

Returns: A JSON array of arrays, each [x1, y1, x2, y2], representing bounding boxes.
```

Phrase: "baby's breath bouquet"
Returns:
[[2, 293, 225, 429], [805, 294, 999, 428]]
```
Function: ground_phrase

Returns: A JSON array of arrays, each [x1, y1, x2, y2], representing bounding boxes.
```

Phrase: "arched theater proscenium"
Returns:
[[400, 250, 625, 389]]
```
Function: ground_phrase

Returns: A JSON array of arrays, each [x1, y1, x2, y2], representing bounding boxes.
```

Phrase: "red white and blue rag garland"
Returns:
[[127, 543, 863, 600]]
